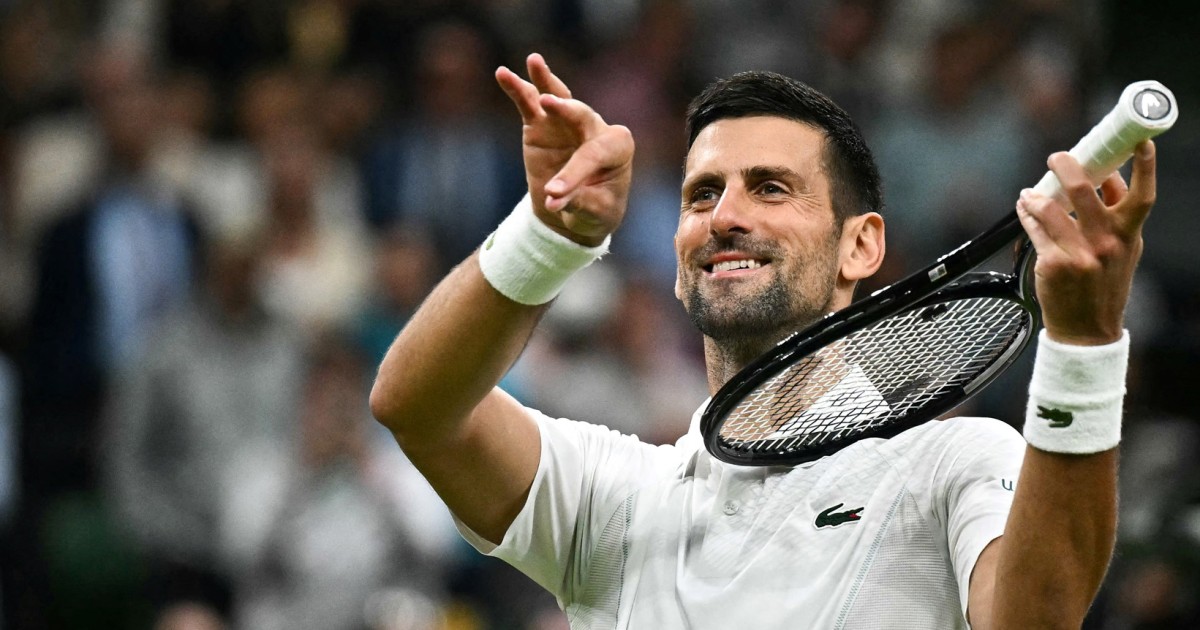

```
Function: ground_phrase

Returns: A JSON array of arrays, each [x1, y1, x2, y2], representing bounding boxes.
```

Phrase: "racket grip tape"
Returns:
[[1032, 80, 1178, 202]]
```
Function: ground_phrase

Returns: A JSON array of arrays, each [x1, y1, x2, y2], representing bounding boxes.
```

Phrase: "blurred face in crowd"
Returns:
[[376, 228, 439, 313], [97, 82, 163, 169], [675, 116, 843, 350], [416, 21, 491, 120], [263, 123, 321, 217], [300, 352, 369, 468]]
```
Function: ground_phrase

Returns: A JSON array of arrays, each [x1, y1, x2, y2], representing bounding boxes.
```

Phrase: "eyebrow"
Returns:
[[682, 165, 807, 191], [681, 171, 723, 194], [742, 165, 806, 187]]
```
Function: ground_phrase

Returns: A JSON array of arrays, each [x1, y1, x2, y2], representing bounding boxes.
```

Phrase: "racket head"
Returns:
[[701, 263, 1040, 467]]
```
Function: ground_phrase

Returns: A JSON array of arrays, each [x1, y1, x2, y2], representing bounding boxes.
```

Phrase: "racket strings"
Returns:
[[718, 297, 1028, 455]]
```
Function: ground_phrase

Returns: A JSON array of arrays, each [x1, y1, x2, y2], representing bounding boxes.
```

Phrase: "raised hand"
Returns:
[[1015, 141, 1157, 346], [495, 53, 634, 247]]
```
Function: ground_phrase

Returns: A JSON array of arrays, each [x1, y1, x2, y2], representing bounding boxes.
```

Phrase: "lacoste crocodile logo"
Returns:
[[1037, 405, 1074, 428], [815, 503, 864, 529]]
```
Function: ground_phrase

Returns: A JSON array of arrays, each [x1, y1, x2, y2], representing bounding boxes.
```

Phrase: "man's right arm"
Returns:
[[369, 253, 548, 544], [369, 54, 633, 545]]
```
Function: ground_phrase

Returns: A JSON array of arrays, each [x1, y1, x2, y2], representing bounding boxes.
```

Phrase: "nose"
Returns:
[[709, 186, 751, 237]]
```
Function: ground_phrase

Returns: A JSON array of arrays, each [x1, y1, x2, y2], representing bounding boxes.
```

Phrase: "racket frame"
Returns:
[[701, 213, 1040, 466]]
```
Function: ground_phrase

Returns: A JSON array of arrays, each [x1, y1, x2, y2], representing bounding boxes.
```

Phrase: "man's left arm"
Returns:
[[968, 141, 1157, 629]]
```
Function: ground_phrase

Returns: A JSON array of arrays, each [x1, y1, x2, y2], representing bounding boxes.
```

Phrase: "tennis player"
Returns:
[[370, 53, 1155, 628]]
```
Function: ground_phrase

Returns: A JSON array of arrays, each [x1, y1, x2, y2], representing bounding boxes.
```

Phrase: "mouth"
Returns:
[[703, 255, 771, 278]]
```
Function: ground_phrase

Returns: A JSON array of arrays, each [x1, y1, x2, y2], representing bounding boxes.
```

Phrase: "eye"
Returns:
[[688, 187, 720, 205], [758, 182, 787, 196]]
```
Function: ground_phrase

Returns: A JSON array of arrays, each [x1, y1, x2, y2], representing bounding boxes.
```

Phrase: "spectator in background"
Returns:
[[362, 17, 525, 269], [256, 120, 372, 333], [806, 0, 891, 130], [9, 40, 204, 628], [219, 340, 454, 630], [1092, 337, 1200, 628], [6, 38, 145, 254], [872, 19, 1032, 269], [235, 68, 370, 234], [21, 51, 201, 507], [161, 0, 288, 96], [3, 39, 144, 348], [688, 0, 817, 81], [354, 225, 442, 366], [166, 67, 370, 250], [0, 2, 76, 129], [0, 2, 77, 339], [1104, 557, 1200, 630], [104, 232, 306, 624]]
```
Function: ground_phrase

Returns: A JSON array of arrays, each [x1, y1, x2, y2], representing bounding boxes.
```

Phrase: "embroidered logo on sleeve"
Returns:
[[1037, 405, 1074, 428], [815, 503, 864, 529]]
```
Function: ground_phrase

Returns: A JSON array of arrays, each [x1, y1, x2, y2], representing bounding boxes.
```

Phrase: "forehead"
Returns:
[[684, 116, 827, 180]]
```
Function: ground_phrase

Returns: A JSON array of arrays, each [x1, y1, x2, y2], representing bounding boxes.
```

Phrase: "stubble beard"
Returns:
[[682, 238, 839, 362]]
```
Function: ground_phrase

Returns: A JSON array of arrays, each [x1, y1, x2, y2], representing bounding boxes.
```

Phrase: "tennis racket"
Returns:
[[700, 80, 1178, 466]]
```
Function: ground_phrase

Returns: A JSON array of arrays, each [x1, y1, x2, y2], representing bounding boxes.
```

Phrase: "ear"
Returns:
[[674, 232, 684, 302], [837, 212, 885, 289]]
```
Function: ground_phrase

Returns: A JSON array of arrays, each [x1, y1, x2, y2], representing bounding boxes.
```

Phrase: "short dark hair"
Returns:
[[685, 71, 883, 221]]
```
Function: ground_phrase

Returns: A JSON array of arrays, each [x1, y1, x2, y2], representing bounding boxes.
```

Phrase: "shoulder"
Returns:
[[878, 417, 1025, 492], [533, 411, 688, 483], [889, 417, 1022, 455]]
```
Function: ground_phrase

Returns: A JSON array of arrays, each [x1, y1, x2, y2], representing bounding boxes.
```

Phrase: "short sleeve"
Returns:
[[935, 418, 1026, 618], [453, 407, 678, 601]]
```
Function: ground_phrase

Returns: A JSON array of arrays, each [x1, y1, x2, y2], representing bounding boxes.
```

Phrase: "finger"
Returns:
[[495, 65, 542, 124], [553, 185, 619, 232], [1015, 197, 1057, 256], [1098, 170, 1128, 206], [545, 125, 634, 210], [1047, 151, 1105, 227], [526, 53, 572, 99], [1017, 188, 1087, 253], [1116, 140, 1156, 233], [545, 132, 624, 210], [540, 93, 604, 142]]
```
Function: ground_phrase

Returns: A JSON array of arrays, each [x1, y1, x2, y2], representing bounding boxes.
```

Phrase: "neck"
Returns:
[[701, 292, 854, 395], [701, 328, 793, 394]]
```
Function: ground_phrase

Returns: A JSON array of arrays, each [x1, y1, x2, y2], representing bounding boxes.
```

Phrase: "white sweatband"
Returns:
[[1023, 329, 1129, 454], [478, 194, 610, 305]]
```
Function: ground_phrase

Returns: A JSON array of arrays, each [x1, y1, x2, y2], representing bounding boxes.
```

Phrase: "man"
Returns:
[[370, 54, 1155, 628]]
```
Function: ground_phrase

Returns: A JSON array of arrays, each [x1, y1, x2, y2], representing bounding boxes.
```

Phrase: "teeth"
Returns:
[[712, 259, 762, 272]]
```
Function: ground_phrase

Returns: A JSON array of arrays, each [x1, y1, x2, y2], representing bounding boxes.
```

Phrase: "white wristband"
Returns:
[[478, 194, 610, 305], [1023, 329, 1129, 454]]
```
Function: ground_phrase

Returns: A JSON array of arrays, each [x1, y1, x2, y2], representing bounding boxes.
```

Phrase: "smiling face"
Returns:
[[675, 116, 845, 356]]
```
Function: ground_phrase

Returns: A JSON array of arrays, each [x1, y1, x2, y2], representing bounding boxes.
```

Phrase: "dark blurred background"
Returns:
[[0, 0, 1197, 628]]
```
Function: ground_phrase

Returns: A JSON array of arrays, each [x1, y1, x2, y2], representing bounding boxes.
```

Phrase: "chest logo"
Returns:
[[815, 503, 864, 528]]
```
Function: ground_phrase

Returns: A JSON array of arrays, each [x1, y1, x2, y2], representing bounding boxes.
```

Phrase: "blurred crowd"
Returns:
[[0, 0, 1197, 628]]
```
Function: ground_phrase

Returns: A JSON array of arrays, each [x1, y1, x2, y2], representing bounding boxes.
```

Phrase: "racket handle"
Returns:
[[1032, 80, 1178, 201]]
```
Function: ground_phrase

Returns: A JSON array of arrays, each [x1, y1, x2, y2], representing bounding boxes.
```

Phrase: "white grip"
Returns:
[[1032, 80, 1177, 201]]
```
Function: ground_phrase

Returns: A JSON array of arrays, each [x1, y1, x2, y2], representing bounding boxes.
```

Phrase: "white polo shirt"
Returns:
[[457, 403, 1025, 629]]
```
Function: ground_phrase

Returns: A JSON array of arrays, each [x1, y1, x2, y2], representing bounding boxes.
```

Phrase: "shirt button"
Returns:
[[723, 500, 740, 515]]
